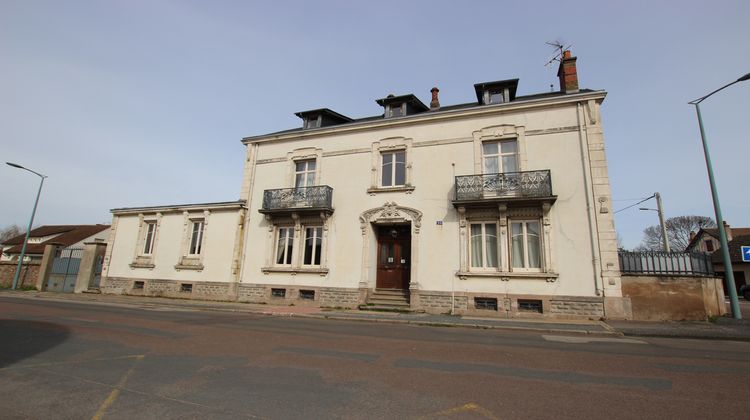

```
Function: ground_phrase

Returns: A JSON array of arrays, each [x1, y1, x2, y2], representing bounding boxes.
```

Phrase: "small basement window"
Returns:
[[133, 281, 145, 290], [271, 288, 286, 298], [180, 283, 193, 293], [474, 297, 498, 311], [299, 290, 315, 300], [518, 299, 543, 313]]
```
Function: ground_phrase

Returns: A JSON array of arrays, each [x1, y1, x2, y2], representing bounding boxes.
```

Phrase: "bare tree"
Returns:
[[0, 224, 22, 243], [637, 215, 715, 251]]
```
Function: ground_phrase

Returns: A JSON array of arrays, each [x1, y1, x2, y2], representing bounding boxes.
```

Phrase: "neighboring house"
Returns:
[[686, 223, 750, 295], [103, 50, 631, 319], [1, 225, 111, 262]]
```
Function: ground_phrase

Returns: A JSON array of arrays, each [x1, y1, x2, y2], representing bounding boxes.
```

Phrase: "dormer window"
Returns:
[[305, 116, 321, 129], [474, 79, 519, 106], [376, 94, 428, 119], [295, 108, 353, 129], [388, 103, 405, 118], [488, 89, 505, 104]]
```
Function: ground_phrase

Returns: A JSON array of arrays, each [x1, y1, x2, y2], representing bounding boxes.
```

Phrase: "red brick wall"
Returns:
[[0, 261, 41, 289]]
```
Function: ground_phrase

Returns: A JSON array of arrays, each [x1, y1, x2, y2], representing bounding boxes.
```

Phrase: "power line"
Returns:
[[614, 195, 655, 214]]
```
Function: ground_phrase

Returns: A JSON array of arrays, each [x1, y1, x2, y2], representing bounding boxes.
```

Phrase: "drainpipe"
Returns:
[[576, 102, 603, 296], [237, 143, 259, 286]]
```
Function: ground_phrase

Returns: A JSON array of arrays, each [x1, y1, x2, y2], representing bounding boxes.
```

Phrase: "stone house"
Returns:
[[102, 50, 631, 319], [687, 223, 750, 296]]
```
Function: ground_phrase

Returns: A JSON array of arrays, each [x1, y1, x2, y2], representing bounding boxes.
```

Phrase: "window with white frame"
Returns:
[[142, 222, 156, 255], [488, 89, 505, 104], [381, 150, 406, 187], [510, 220, 542, 270], [482, 140, 518, 174], [388, 103, 404, 118], [470, 222, 499, 269], [303, 226, 323, 266], [188, 220, 204, 255], [275, 227, 294, 265], [295, 160, 316, 188]]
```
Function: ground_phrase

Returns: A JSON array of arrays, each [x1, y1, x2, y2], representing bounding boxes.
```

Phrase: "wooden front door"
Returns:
[[376, 225, 411, 290]]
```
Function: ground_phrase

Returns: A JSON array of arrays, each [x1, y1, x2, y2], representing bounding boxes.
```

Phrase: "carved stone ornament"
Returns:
[[359, 202, 423, 235]]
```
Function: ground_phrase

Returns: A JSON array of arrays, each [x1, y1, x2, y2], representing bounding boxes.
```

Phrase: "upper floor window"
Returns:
[[381, 151, 406, 187], [470, 223, 499, 269], [511, 220, 542, 270], [143, 222, 156, 255], [189, 220, 204, 255], [704, 239, 714, 252], [482, 140, 518, 174], [295, 160, 316, 188]]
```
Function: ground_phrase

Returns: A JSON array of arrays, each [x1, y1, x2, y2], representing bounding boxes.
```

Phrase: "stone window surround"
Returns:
[[175, 210, 210, 271], [261, 212, 331, 276], [359, 202, 423, 292], [287, 147, 323, 188], [472, 125, 527, 175], [456, 203, 557, 282], [130, 213, 162, 269], [368, 137, 415, 194]]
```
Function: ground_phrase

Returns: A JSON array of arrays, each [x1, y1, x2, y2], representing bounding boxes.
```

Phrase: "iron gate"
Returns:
[[46, 247, 84, 293]]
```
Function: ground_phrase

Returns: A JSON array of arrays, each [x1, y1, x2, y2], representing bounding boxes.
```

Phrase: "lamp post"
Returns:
[[689, 72, 750, 320], [6, 162, 47, 290], [639, 192, 670, 252]]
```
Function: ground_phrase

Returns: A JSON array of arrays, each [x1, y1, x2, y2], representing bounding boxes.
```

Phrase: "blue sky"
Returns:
[[1, 0, 748, 249]]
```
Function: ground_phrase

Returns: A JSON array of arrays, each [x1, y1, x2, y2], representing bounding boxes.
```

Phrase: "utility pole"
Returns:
[[655, 192, 670, 252]]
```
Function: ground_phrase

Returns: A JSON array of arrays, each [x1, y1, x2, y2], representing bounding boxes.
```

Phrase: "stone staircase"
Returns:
[[360, 289, 411, 312]]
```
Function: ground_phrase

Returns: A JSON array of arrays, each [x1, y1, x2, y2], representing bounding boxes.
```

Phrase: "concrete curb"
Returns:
[[615, 330, 750, 342]]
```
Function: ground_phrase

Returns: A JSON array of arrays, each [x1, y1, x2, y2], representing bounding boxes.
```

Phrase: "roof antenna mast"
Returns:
[[544, 40, 572, 67]]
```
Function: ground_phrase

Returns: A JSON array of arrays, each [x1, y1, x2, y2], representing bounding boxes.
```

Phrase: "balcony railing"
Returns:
[[618, 251, 715, 277], [260, 185, 333, 213], [454, 170, 553, 202]]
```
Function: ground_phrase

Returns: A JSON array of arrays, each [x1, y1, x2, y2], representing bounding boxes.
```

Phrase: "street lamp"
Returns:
[[689, 72, 750, 320], [6, 162, 47, 290], [638, 192, 670, 252]]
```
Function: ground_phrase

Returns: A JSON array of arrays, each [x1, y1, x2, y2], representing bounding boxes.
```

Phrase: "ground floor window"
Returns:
[[303, 226, 323, 266], [511, 220, 542, 270], [470, 223, 499, 269], [275, 227, 294, 265]]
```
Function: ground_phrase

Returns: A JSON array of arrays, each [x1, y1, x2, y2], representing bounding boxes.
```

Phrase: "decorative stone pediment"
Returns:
[[359, 202, 422, 235]]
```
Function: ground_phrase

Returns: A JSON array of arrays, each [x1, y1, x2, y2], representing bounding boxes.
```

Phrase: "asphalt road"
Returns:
[[1, 296, 749, 419]]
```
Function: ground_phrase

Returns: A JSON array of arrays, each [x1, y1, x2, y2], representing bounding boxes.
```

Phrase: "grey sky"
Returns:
[[1, 0, 748, 249]]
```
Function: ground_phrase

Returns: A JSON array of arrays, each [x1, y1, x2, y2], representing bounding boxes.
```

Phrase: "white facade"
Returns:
[[102, 59, 630, 319]]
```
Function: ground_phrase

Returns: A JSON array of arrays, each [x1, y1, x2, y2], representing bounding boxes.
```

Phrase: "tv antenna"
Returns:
[[545, 40, 572, 67]]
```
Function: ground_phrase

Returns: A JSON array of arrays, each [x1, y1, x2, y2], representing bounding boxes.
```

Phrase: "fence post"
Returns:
[[36, 244, 58, 291], [74, 241, 107, 293]]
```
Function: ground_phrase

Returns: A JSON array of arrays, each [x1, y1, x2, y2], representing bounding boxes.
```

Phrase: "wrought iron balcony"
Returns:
[[453, 170, 554, 204], [260, 185, 334, 214]]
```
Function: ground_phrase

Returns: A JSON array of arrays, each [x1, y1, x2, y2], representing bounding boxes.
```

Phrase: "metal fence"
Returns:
[[618, 250, 714, 276], [454, 170, 552, 201]]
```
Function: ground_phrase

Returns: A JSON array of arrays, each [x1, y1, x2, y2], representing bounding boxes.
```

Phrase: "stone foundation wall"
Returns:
[[621, 275, 726, 321], [0, 260, 41, 289], [549, 296, 604, 318], [415, 291, 468, 313]]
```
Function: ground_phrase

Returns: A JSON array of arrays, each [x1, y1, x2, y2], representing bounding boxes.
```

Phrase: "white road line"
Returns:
[[542, 335, 647, 344]]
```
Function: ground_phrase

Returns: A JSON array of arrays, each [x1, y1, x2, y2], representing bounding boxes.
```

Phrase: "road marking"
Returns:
[[0, 354, 145, 371], [91, 355, 145, 420], [542, 335, 647, 344], [421, 402, 498, 419]]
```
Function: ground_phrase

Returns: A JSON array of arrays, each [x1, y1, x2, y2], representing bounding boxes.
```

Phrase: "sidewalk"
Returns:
[[3, 289, 750, 340]]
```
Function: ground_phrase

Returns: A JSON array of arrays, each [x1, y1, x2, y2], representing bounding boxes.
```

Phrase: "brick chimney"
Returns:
[[430, 87, 440, 110], [724, 221, 733, 241], [557, 50, 579, 93]]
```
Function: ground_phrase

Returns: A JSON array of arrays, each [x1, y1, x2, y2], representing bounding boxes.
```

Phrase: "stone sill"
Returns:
[[367, 186, 415, 195], [129, 262, 155, 269], [261, 267, 329, 276], [174, 264, 204, 271], [456, 271, 558, 282]]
